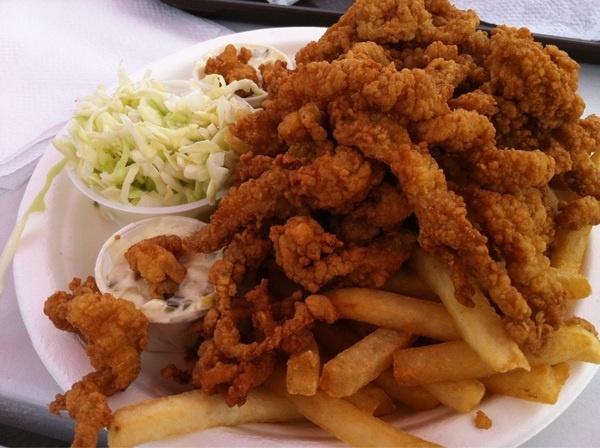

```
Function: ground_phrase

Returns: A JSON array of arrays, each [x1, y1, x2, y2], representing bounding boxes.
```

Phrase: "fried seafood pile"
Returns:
[[43, 0, 600, 443], [179, 0, 600, 406]]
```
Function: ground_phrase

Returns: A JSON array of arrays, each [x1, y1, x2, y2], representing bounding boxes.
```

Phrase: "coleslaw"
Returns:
[[53, 65, 258, 207]]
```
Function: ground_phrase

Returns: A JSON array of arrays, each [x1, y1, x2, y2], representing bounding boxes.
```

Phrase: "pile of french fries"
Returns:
[[107, 222, 599, 448]]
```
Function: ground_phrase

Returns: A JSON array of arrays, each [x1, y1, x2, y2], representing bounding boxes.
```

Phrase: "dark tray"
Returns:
[[162, 0, 354, 27], [161, 0, 599, 64]]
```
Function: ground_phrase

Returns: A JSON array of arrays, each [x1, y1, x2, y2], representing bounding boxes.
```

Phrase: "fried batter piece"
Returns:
[[205, 44, 259, 94], [270, 216, 415, 292], [335, 182, 413, 242], [462, 187, 568, 348], [188, 260, 337, 407], [124, 234, 187, 300], [295, 0, 478, 64], [485, 26, 584, 133], [44, 277, 148, 447]]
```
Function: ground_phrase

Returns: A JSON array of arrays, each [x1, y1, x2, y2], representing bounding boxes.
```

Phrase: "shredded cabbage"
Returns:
[[53, 65, 258, 207]]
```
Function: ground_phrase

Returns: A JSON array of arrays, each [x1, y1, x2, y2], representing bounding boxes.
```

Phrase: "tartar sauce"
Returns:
[[95, 215, 221, 324], [194, 43, 292, 80], [105, 249, 221, 324]]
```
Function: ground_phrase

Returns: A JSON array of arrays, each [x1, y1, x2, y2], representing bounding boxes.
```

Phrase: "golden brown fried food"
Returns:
[[176, 0, 600, 407], [232, 152, 276, 184], [486, 26, 584, 133], [43, 2, 600, 444], [124, 235, 187, 300], [461, 187, 568, 348], [227, 108, 284, 156], [412, 108, 496, 152], [277, 102, 335, 155], [44, 277, 148, 447], [328, 97, 530, 320], [295, 0, 478, 64], [556, 196, 600, 230], [287, 146, 385, 214], [191, 271, 333, 406], [184, 144, 385, 253], [205, 44, 259, 88], [467, 147, 557, 193], [183, 162, 296, 254], [560, 117, 600, 199], [335, 182, 413, 243], [269, 216, 354, 293], [270, 216, 415, 292]]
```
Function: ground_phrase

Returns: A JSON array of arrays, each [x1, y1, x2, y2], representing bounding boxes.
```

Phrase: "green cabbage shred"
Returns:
[[53, 65, 259, 207]]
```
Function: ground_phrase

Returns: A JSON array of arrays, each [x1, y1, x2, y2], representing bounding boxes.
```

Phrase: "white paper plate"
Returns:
[[13, 27, 600, 447]]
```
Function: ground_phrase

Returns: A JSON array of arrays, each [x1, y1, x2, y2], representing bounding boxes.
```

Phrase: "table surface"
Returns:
[[1, 2, 599, 447]]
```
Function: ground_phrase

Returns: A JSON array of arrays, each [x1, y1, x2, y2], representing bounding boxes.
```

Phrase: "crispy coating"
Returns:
[[44, 277, 148, 447], [227, 109, 284, 156], [462, 187, 568, 348], [183, 162, 296, 254], [205, 44, 259, 87], [270, 216, 415, 292], [232, 152, 276, 184], [350, 0, 432, 43], [287, 146, 385, 214], [192, 272, 329, 406], [45, 1, 600, 438], [411, 108, 496, 152], [485, 26, 584, 132], [277, 101, 334, 155], [269, 216, 356, 292], [184, 145, 385, 252], [175, 0, 600, 407], [124, 235, 187, 300], [329, 97, 530, 320], [335, 182, 413, 242], [557, 196, 600, 229], [560, 117, 600, 199], [448, 89, 497, 116], [295, 0, 479, 64], [468, 147, 557, 193]]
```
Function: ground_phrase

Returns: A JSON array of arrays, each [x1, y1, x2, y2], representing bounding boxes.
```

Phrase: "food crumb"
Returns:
[[474, 410, 493, 429]]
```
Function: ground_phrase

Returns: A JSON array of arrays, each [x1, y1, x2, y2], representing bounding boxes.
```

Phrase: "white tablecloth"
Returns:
[[1, 0, 599, 446]]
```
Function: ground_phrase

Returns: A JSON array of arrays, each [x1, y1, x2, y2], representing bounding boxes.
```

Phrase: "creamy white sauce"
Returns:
[[194, 43, 292, 84], [105, 250, 219, 324], [96, 216, 221, 325]]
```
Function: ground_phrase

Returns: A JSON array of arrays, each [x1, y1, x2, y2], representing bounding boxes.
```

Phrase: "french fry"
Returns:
[[550, 267, 592, 299], [265, 367, 441, 448], [571, 332, 600, 363], [374, 368, 440, 411], [530, 324, 600, 365], [550, 226, 592, 274], [320, 327, 413, 397], [480, 363, 570, 404], [393, 324, 600, 386], [325, 288, 460, 341], [343, 383, 397, 416], [108, 387, 304, 447], [393, 341, 496, 386], [550, 153, 600, 285], [409, 247, 529, 373], [424, 379, 485, 413], [286, 336, 320, 396]]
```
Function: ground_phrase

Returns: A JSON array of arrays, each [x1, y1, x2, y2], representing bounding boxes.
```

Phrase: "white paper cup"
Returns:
[[95, 215, 220, 352]]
